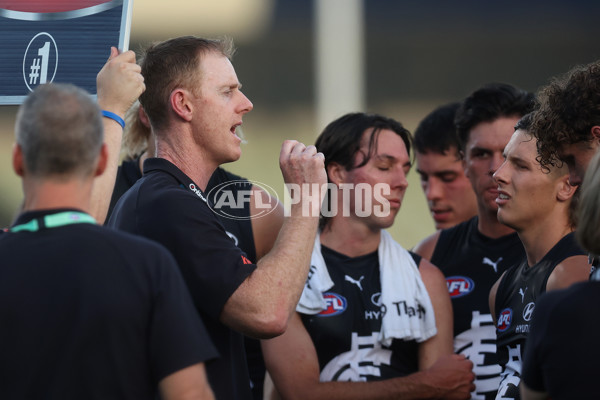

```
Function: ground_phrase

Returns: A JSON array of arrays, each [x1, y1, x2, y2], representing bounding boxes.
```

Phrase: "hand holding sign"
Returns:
[[96, 47, 145, 119]]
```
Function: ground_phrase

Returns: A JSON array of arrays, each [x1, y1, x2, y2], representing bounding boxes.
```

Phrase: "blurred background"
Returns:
[[1, 0, 599, 247]]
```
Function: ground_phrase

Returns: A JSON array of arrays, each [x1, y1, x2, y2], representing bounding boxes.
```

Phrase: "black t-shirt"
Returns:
[[0, 209, 217, 399], [521, 281, 600, 399], [108, 158, 257, 400], [431, 216, 525, 400], [494, 232, 584, 400], [300, 245, 421, 381], [109, 158, 263, 400], [108, 160, 257, 263]]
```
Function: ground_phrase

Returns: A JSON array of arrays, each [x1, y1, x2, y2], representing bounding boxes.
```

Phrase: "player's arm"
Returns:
[[159, 363, 215, 400], [546, 255, 590, 292], [520, 382, 549, 400], [412, 231, 441, 261], [91, 47, 145, 224], [250, 184, 284, 261], [417, 259, 454, 369], [488, 272, 506, 325], [220, 141, 325, 339], [262, 312, 474, 400]]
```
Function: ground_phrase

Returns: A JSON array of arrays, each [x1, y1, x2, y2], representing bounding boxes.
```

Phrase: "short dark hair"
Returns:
[[514, 112, 534, 132], [413, 102, 461, 156], [315, 112, 412, 230], [531, 60, 600, 168], [455, 83, 535, 151], [139, 36, 234, 132]]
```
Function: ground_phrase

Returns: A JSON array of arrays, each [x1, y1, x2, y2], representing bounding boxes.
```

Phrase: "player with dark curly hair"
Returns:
[[530, 60, 600, 187]]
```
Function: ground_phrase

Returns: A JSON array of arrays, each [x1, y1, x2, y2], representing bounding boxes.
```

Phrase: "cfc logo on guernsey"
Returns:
[[497, 308, 513, 332], [446, 276, 475, 298], [319, 293, 347, 317]]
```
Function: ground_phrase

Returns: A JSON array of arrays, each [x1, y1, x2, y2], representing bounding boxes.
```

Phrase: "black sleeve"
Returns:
[[149, 244, 219, 382]]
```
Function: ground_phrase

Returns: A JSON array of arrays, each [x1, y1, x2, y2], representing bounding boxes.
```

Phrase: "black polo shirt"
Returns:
[[108, 158, 257, 400], [0, 208, 217, 399]]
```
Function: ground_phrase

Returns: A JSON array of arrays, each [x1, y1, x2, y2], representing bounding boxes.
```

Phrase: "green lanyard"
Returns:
[[10, 211, 96, 232]]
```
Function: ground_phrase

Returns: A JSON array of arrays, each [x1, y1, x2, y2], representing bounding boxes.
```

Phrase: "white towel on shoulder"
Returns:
[[297, 230, 437, 346]]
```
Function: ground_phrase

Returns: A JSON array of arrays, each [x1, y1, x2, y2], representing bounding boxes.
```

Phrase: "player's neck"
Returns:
[[477, 208, 514, 239], [21, 178, 92, 215], [320, 217, 381, 258], [518, 216, 573, 266], [155, 131, 216, 191]]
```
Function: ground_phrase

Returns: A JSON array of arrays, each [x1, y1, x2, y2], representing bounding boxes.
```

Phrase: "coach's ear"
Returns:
[[556, 174, 577, 202], [326, 162, 346, 186], [12, 143, 25, 177], [591, 126, 600, 144], [169, 88, 193, 122]]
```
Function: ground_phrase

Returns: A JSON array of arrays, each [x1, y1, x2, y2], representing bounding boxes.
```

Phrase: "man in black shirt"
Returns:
[[1, 81, 216, 399], [109, 36, 326, 400]]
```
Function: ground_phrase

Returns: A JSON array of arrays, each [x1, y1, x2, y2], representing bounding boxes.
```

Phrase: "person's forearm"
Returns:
[[221, 210, 319, 338], [89, 120, 122, 223], [276, 372, 440, 400]]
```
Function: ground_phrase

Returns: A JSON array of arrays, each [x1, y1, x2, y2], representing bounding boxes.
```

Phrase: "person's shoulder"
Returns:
[[98, 223, 169, 250], [412, 230, 442, 260], [206, 167, 249, 192]]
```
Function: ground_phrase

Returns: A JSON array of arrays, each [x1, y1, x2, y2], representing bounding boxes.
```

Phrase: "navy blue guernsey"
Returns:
[[431, 216, 525, 400], [301, 245, 421, 381], [108, 158, 257, 400], [493, 232, 585, 400]]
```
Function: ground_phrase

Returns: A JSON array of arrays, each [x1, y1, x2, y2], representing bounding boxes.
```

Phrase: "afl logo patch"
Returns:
[[497, 308, 513, 332], [318, 292, 347, 317], [446, 276, 475, 298]]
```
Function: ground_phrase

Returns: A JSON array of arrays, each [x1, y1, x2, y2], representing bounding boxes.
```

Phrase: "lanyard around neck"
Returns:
[[11, 211, 96, 233]]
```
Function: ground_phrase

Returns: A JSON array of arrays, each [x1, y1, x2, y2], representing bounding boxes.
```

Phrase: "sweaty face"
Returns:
[[416, 148, 477, 229], [464, 117, 520, 217], [493, 130, 568, 231], [341, 129, 411, 231], [191, 51, 253, 167], [557, 140, 600, 187]]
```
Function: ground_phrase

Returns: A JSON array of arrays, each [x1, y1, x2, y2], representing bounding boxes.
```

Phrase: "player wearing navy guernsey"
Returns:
[[488, 114, 590, 400], [1, 82, 216, 399], [529, 60, 600, 276], [414, 83, 534, 400], [520, 151, 600, 400], [262, 113, 474, 400], [108, 36, 325, 400]]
